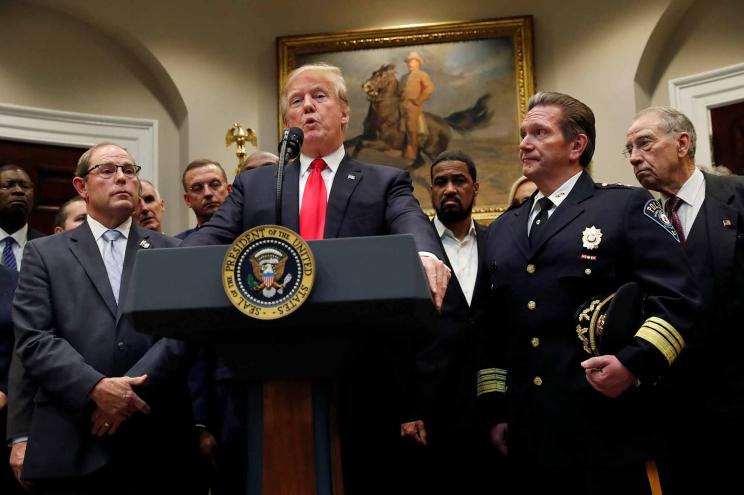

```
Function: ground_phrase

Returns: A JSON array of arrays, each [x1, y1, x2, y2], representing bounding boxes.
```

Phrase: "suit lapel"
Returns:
[[68, 222, 117, 318], [506, 202, 532, 260], [116, 225, 146, 325], [701, 174, 737, 290], [470, 223, 488, 310], [529, 171, 592, 256], [325, 156, 363, 239], [281, 162, 300, 232], [431, 218, 468, 307]]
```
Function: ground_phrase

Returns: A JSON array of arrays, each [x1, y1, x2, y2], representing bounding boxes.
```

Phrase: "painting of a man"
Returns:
[[399, 51, 436, 160]]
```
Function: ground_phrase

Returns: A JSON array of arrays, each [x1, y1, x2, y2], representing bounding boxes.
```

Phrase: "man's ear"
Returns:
[[72, 177, 88, 199], [676, 132, 691, 158], [569, 134, 589, 163]]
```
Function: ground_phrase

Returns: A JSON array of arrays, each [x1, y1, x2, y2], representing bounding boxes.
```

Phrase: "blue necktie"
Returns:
[[102, 229, 124, 304], [2, 237, 17, 271]]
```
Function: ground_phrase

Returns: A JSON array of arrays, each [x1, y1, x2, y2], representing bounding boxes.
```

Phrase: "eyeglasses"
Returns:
[[622, 136, 659, 158], [0, 180, 32, 191], [83, 163, 141, 179], [189, 179, 225, 194]]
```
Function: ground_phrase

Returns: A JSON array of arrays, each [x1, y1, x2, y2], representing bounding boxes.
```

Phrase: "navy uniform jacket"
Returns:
[[484, 171, 701, 467], [12, 222, 195, 481]]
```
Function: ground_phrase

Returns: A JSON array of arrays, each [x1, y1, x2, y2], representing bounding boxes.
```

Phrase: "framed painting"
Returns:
[[277, 16, 535, 221]]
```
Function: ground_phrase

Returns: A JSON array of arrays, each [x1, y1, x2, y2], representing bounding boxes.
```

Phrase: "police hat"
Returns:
[[575, 282, 644, 356]]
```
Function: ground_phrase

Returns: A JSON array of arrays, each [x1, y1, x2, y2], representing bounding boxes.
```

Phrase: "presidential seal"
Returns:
[[222, 225, 315, 320]]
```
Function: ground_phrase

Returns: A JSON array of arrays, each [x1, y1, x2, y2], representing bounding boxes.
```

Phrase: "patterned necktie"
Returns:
[[665, 195, 686, 243], [2, 237, 16, 271], [102, 229, 124, 304], [300, 159, 328, 240], [529, 197, 555, 241]]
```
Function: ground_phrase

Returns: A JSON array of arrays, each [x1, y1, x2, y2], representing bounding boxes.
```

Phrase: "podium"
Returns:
[[124, 234, 435, 495]]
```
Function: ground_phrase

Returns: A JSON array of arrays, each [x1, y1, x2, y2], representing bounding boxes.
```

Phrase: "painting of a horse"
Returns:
[[344, 64, 493, 168]]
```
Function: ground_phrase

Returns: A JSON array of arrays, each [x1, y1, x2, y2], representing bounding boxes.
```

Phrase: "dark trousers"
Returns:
[[507, 461, 661, 495]]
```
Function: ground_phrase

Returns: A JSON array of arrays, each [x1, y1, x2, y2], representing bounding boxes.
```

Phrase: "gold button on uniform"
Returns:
[[533, 376, 543, 386], [531, 337, 540, 348], [526, 264, 535, 274], [584, 268, 592, 275], [527, 300, 536, 310]]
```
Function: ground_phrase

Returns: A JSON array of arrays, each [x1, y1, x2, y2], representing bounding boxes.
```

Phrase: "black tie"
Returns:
[[530, 197, 554, 241]]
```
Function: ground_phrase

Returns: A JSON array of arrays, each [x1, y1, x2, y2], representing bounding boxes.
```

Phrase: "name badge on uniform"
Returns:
[[643, 199, 680, 242]]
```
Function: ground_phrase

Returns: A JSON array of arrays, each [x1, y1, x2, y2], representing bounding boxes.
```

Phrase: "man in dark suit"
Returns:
[[400, 150, 501, 493], [484, 92, 700, 494], [0, 164, 43, 494], [10, 143, 197, 494], [182, 63, 449, 494], [626, 106, 744, 494]]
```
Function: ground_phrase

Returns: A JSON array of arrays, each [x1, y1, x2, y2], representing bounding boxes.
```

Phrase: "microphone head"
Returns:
[[280, 127, 304, 160]]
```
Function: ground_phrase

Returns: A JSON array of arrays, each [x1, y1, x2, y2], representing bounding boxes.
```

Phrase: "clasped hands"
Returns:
[[88, 374, 150, 436]]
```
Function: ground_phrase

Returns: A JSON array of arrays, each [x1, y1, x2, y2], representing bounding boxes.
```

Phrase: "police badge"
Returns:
[[581, 226, 602, 250], [222, 225, 315, 320]]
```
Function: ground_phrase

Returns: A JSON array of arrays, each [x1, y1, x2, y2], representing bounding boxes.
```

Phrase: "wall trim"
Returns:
[[669, 62, 744, 166], [0, 102, 158, 183]]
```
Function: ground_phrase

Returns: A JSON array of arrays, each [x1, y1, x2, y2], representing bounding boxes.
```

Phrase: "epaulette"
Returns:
[[595, 182, 634, 189]]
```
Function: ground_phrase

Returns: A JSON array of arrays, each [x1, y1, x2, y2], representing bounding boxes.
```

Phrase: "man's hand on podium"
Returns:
[[400, 419, 428, 446], [419, 255, 450, 312]]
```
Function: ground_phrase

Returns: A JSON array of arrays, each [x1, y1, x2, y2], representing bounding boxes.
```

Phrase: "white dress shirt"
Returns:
[[298, 144, 346, 208], [434, 216, 478, 306], [527, 170, 583, 236], [0, 224, 30, 270], [661, 167, 706, 239], [87, 216, 132, 259]]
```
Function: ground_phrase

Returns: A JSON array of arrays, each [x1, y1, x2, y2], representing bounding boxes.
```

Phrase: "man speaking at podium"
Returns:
[[182, 63, 449, 492]]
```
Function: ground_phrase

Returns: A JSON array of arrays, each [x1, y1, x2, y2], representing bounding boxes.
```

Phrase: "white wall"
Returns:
[[4, 0, 740, 231]]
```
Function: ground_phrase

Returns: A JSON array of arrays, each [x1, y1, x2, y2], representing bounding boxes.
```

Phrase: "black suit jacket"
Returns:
[[409, 220, 489, 438], [11, 222, 193, 480], [484, 171, 701, 466], [682, 172, 744, 418], [181, 155, 441, 256]]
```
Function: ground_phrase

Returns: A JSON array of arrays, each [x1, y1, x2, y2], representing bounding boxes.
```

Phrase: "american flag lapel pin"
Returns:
[[347, 174, 356, 180]]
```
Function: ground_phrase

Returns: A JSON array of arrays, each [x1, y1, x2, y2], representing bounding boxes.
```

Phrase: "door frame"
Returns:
[[669, 62, 744, 167], [0, 102, 158, 182]]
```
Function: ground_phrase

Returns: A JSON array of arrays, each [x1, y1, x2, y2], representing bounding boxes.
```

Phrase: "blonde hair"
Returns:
[[280, 63, 350, 124]]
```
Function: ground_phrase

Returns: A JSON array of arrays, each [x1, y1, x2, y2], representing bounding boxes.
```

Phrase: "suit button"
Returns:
[[584, 268, 592, 275], [117, 342, 126, 351], [526, 264, 536, 274], [531, 337, 540, 348], [533, 376, 543, 386], [527, 300, 536, 310]]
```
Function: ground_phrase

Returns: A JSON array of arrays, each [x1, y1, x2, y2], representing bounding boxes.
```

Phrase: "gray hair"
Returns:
[[636, 106, 697, 159]]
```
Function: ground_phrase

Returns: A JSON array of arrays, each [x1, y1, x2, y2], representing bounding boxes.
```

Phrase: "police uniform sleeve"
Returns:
[[614, 188, 702, 383]]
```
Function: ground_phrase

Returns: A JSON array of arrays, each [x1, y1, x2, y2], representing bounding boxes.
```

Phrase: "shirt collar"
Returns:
[[87, 216, 132, 241], [530, 170, 583, 213], [661, 167, 704, 207], [433, 215, 476, 241], [0, 224, 29, 246], [299, 144, 345, 177]]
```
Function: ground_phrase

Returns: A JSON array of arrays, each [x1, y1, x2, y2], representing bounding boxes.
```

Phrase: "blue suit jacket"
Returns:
[[181, 155, 441, 255]]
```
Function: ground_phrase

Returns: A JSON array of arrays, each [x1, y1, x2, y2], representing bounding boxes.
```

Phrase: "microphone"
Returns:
[[275, 127, 304, 226]]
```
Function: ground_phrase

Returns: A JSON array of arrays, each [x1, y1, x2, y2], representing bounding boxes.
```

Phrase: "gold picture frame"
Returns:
[[277, 16, 535, 222]]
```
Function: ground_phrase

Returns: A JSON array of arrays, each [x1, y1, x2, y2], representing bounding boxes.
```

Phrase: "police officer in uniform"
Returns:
[[483, 92, 700, 495]]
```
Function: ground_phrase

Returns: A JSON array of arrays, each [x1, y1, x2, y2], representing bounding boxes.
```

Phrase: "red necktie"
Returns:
[[665, 195, 686, 243], [300, 159, 327, 240]]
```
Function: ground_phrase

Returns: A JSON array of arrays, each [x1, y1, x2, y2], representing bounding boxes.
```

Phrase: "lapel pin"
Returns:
[[347, 174, 356, 180], [723, 219, 732, 228], [139, 238, 151, 249]]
